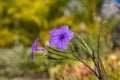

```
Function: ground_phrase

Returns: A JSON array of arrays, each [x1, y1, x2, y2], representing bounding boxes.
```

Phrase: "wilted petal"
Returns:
[[30, 52, 34, 61], [31, 38, 39, 52], [36, 47, 46, 51], [30, 38, 45, 61], [32, 38, 39, 47]]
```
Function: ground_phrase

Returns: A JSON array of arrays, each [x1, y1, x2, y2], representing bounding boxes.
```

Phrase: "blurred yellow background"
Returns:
[[0, 0, 120, 80]]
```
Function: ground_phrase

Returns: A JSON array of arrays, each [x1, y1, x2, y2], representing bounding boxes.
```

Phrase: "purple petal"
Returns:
[[31, 38, 39, 54], [32, 38, 39, 47], [60, 25, 74, 40], [30, 52, 34, 61], [36, 47, 46, 51], [30, 38, 45, 61], [32, 38, 39, 51], [56, 40, 68, 50], [49, 37, 59, 46], [66, 31, 74, 40], [50, 29, 60, 37], [60, 25, 69, 33], [30, 47, 45, 61]]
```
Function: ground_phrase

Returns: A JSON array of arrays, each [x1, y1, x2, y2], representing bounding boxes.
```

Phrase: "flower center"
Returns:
[[59, 34, 65, 40]]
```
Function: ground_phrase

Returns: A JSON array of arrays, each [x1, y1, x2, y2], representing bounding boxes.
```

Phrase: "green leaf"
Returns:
[[75, 33, 92, 55]]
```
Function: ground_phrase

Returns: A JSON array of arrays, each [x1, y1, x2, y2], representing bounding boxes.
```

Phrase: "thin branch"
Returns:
[[73, 38, 93, 58], [69, 45, 99, 78], [48, 47, 68, 53], [91, 49, 100, 78], [47, 50, 77, 61], [75, 33, 92, 55], [96, 31, 101, 79], [47, 50, 67, 58]]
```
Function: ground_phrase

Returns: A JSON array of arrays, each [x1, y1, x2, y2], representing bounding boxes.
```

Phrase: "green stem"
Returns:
[[69, 45, 99, 79]]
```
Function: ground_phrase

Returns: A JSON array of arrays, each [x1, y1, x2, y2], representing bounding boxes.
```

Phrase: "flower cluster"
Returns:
[[30, 25, 74, 60]]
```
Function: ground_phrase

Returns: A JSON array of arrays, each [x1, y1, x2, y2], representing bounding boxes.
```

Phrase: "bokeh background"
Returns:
[[0, 0, 120, 80]]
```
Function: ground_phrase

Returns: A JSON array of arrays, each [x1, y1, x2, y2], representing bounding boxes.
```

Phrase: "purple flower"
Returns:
[[30, 38, 45, 61], [49, 25, 74, 50]]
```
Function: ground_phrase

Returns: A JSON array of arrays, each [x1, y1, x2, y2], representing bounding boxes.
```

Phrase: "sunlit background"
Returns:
[[0, 0, 120, 80]]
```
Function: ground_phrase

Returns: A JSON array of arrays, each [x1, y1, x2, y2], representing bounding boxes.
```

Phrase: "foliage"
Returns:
[[0, 0, 107, 47], [0, 0, 70, 47]]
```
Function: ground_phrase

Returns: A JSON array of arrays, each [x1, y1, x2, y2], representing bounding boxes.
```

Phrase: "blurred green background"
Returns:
[[0, 0, 120, 80]]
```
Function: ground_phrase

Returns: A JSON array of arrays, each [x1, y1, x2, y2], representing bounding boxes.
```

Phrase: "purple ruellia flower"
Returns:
[[49, 25, 74, 50], [30, 38, 45, 61]]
